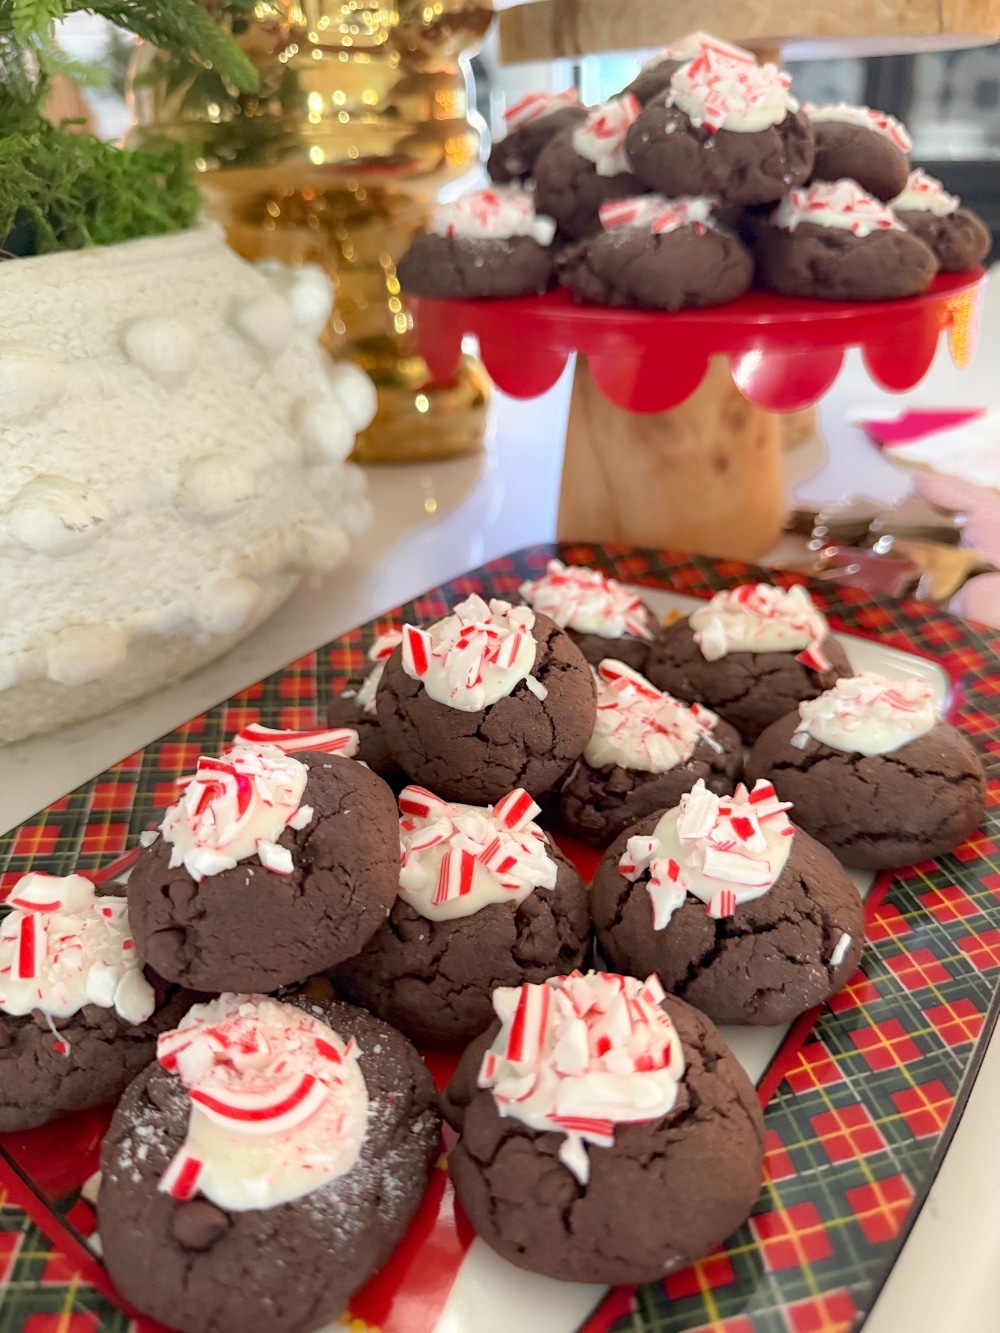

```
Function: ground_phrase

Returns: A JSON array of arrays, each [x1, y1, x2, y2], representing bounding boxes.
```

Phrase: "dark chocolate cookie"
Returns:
[[565, 618, 659, 673], [327, 684, 408, 790], [809, 120, 909, 201], [127, 754, 399, 993], [626, 102, 815, 206], [557, 222, 754, 310], [646, 619, 852, 743], [557, 717, 743, 848], [0, 970, 197, 1133], [592, 813, 865, 1024], [98, 998, 440, 1333], [745, 712, 987, 869], [488, 105, 589, 183], [895, 207, 991, 272], [533, 127, 648, 240], [396, 231, 554, 299], [755, 218, 938, 301], [332, 841, 590, 1048], [442, 991, 764, 1284], [376, 612, 597, 804], [621, 58, 682, 107]]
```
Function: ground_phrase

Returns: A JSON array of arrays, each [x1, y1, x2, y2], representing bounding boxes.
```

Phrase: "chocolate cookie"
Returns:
[[327, 684, 408, 790], [626, 101, 815, 206], [128, 752, 400, 993], [895, 208, 991, 272], [746, 710, 987, 868], [332, 839, 590, 1048], [442, 979, 764, 1284], [592, 800, 865, 1025], [0, 971, 196, 1133], [809, 120, 909, 201], [558, 715, 742, 848], [489, 105, 588, 183], [557, 214, 754, 310], [533, 127, 648, 240], [376, 607, 597, 805], [397, 232, 553, 299], [98, 996, 440, 1333], [755, 216, 939, 302], [646, 619, 852, 743], [621, 58, 683, 107]]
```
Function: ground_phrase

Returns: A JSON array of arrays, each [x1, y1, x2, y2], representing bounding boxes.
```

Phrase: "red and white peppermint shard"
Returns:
[[504, 87, 580, 130], [160, 1148, 205, 1201], [232, 724, 359, 756], [398, 785, 455, 820], [492, 788, 541, 831], [434, 848, 477, 905], [402, 624, 432, 677]]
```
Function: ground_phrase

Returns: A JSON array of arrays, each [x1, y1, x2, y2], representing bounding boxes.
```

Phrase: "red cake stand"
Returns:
[[410, 270, 986, 559]]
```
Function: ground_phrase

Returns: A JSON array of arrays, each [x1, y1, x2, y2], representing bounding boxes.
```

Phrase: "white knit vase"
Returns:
[[0, 222, 376, 744]]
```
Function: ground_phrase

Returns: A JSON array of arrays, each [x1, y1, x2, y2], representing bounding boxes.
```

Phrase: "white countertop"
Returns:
[[2, 280, 998, 1332]]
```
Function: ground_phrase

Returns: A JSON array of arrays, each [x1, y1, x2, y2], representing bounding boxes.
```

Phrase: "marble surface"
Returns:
[[1, 277, 998, 1333]]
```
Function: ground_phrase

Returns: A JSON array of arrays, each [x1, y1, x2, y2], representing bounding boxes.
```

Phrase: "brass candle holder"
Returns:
[[128, 0, 492, 462]]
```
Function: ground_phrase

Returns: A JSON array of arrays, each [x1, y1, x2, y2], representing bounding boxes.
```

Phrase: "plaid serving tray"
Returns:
[[0, 543, 998, 1333]]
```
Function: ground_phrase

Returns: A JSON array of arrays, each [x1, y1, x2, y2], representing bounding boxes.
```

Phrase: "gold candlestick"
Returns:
[[128, 0, 492, 462]]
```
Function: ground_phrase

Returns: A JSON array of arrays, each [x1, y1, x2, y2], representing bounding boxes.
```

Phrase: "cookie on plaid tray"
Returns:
[[442, 970, 764, 1283], [590, 779, 865, 1025], [745, 672, 987, 869], [0, 872, 199, 1132], [98, 992, 439, 1333]]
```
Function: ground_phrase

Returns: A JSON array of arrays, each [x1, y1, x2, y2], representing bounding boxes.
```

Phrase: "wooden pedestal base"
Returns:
[[557, 357, 784, 561]]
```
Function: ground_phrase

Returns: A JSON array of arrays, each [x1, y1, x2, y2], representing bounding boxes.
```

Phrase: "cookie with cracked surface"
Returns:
[[376, 612, 597, 805], [127, 753, 399, 993], [442, 988, 764, 1284], [745, 712, 986, 868], [557, 221, 754, 310], [809, 120, 909, 201], [331, 839, 590, 1048], [556, 717, 743, 849], [0, 970, 199, 1133], [645, 619, 852, 744], [327, 684, 408, 790], [894, 207, 991, 273], [98, 996, 440, 1333], [533, 128, 648, 240], [625, 101, 814, 206], [488, 105, 589, 183], [755, 218, 938, 301], [592, 811, 865, 1025], [396, 231, 554, 299]]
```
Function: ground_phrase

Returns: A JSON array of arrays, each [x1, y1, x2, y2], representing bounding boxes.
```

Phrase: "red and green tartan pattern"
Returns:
[[1, 543, 999, 1333]]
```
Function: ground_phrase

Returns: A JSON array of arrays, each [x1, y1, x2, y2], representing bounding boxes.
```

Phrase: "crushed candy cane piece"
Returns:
[[618, 779, 795, 929], [505, 87, 580, 130], [0, 873, 155, 1024], [572, 96, 640, 177], [398, 785, 557, 922], [689, 582, 831, 666], [794, 671, 938, 756], [400, 595, 538, 713], [642, 32, 754, 68], [478, 971, 685, 1183], [669, 49, 797, 134], [775, 180, 902, 238], [804, 101, 912, 152], [585, 658, 720, 774], [230, 724, 359, 757], [430, 184, 556, 245], [156, 994, 367, 1211], [520, 559, 654, 639], [599, 194, 716, 236]]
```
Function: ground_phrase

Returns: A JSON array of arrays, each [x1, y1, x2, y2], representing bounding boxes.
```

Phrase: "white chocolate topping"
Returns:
[[401, 594, 541, 713], [689, 582, 831, 668], [804, 102, 912, 152], [519, 560, 653, 638], [397, 785, 557, 921], [572, 97, 640, 177], [0, 873, 155, 1024], [586, 659, 719, 773], [775, 180, 903, 237], [156, 994, 367, 1212], [599, 194, 716, 235], [430, 186, 556, 245], [892, 169, 960, 217], [793, 671, 938, 756], [669, 50, 797, 134], [477, 971, 685, 1184], [642, 32, 753, 69], [619, 779, 795, 929]]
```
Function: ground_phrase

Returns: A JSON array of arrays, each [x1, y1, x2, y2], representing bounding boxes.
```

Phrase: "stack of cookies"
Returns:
[[398, 31, 990, 311], [2, 561, 988, 1327]]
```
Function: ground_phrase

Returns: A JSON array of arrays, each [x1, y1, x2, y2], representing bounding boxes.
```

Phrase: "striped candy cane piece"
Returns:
[[190, 1071, 327, 1134], [13, 912, 46, 981], [233, 724, 360, 757], [159, 1148, 205, 1200], [706, 887, 738, 919], [401, 624, 433, 678], [398, 786, 456, 820], [491, 788, 541, 832], [504, 983, 552, 1064], [434, 848, 477, 905]]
